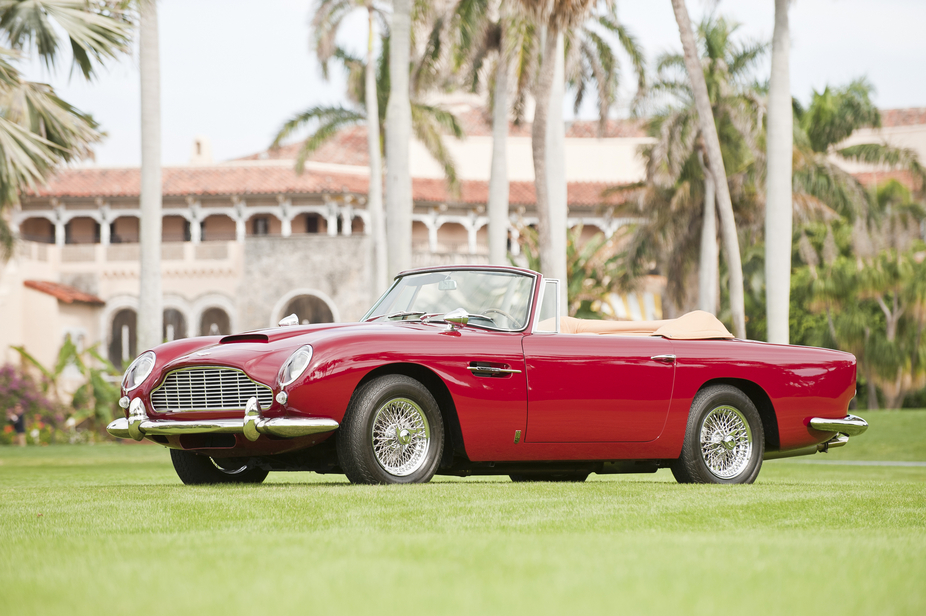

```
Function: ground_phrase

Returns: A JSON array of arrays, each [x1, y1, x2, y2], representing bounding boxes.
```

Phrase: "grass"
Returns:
[[1, 411, 924, 616]]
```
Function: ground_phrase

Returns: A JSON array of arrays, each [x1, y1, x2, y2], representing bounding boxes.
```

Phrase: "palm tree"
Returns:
[[765, 0, 792, 344], [271, 39, 464, 205], [0, 1, 130, 260], [138, 0, 162, 353], [670, 0, 746, 339], [627, 15, 764, 319], [311, 0, 389, 292], [385, 0, 413, 277]]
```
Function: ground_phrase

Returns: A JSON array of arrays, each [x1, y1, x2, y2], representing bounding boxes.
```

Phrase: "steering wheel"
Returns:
[[483, 308, 524, 329]]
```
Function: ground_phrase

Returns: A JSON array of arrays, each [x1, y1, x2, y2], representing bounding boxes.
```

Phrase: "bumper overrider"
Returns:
[[107, 397, 339, 442]]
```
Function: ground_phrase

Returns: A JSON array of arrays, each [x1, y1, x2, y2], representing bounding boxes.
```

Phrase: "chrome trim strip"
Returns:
[[107, 396, 339, 441], [809, 414, 869, 436], [467, 365, 522, 375]]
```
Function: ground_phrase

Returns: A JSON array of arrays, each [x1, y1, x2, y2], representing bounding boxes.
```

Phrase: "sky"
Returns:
[[20, 0, 926, 168]]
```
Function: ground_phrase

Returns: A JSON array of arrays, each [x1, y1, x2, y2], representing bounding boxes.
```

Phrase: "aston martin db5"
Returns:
[[108, 265, 867, 485]]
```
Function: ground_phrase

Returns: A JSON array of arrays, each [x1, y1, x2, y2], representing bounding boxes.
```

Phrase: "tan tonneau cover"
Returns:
[[552, 310, 734, 340]]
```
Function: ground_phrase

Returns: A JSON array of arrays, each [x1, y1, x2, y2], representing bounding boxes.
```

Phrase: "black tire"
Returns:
[[671, 384, 764, 484], [170, 449, 269, 485], [510, 472, 589, 483], [338, 374, 444, 485]]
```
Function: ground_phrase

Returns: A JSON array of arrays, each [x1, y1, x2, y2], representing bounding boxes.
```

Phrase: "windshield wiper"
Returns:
[[367, 311, 427, 322]]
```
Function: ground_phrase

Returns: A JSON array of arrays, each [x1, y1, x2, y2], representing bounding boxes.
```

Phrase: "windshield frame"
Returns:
[[361, 266, 540, 333]]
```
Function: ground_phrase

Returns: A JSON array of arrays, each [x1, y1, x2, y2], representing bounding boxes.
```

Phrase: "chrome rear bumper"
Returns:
[[764, 414, 868, 461], [107, 397, 338, 442], [809, 414, 869, 436]]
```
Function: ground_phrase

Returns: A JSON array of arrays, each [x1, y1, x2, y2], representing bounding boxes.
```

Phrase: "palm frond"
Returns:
[[271, 105, 365, 173], [410, 102, 463, 193], [838, 143, 926, 186], [0, 0, 131, 80]]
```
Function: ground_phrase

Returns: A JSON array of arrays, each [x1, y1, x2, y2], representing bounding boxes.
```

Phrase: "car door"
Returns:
[[521, 333, 676, 442]]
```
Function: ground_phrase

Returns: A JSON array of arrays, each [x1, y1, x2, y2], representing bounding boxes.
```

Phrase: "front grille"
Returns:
[[150, 367, 274, 413]]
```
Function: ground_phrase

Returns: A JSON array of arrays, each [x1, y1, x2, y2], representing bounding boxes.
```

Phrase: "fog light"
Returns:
[[276, 391, 288, 406], [119, 396, 130, 409]]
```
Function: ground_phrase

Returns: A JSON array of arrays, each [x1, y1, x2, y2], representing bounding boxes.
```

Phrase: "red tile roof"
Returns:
[[28, 165, 631, 208], [24, 280, 105, 305], [879, 108, 926, 128]]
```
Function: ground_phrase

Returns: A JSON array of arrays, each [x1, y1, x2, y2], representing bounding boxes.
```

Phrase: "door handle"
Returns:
[[650, 354, 676, 363], [467, 365, 522, 375]]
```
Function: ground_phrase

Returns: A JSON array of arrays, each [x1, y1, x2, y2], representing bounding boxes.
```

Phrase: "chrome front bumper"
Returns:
[[107, 397, 339, 442]]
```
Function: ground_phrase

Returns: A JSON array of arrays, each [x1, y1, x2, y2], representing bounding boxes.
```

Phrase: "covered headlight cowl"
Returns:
[[280, 345, 314, 387], [122, 351, 156, 392]]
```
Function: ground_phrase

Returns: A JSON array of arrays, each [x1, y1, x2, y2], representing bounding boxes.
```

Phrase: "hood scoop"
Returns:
[[219, 333, 269, 344]]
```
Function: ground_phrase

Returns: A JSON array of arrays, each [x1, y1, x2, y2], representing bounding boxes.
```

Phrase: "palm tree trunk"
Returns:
[[765, 0, 793, 344], [546, 31, 568, 312], [530, 28, 561, 298], [385, 0, 413, 277], [366, 4, 387, 293], [138, 0, 162, 351], [699, 153, 718, 314], [488, 22, 509, 266], [670, 0, 746, 339]]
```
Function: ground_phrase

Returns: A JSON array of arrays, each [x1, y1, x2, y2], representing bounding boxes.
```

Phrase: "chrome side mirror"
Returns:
[[444, 307, 469, 331], [278, 314, 299, 327]]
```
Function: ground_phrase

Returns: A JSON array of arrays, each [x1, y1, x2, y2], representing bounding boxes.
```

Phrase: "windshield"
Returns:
[[363, 270, 535, 331]]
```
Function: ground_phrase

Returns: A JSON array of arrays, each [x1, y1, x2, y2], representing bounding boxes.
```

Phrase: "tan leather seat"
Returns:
[[540, 310, 734, 340]]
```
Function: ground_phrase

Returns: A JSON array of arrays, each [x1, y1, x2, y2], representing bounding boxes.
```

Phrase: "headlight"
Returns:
[[279, 345, 313, 387], [122, 351, 156, 391]]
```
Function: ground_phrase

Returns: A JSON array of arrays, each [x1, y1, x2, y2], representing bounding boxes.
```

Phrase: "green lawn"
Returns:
[[1, 411, 924, 616]]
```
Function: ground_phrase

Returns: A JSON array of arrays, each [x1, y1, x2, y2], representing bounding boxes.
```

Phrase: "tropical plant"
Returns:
[[311, 0, 389, 291], [513, 223, 626, 318], [0, 0, 131, 260], [13, 335, 122, 432], [669, 0, 746, 338], [618, 15, 765, 321], [434, 0, 645, 267]]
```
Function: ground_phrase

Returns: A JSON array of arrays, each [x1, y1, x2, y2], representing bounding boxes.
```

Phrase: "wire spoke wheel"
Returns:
[[370, 397, 431, 477], [699, 405, 753, 479]]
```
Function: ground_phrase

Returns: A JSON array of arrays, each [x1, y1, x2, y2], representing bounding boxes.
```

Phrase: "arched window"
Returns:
[[281, 295, 334, 325], [199, 307, 231, 336], [163, 309, 187, 342], [108, 309, 137, 370]]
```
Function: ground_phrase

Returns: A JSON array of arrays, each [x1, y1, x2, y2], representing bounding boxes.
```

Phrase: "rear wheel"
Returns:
[[337, 375, 444, 485], [170, 449, 269, 485], [671, 384, 764, 484], [510, 472, 589, 483]]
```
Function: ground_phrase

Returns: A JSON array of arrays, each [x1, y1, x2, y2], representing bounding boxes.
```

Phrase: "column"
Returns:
[[278, 197, 292, 238], [189, 199, 202, 244], [54, 204, 66, 246], [324, 198, 338, 237], [466, 212, 478, 254], [233, 198, 247, 242], [99, 204, 112, 245], [341, 204, 353, 237]]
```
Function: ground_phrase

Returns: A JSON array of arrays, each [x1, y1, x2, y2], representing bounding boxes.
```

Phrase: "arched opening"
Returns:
[[110, 216, 139, 243], [351, 216, 364, 234], [162, 215, 190, 242], [436, 222, 467, 253], [281, 294, 335, 325], [199, 307, 231, 336], [412, 220, 429, 252], [163, 309, 187, 342], [292, 212, 323, 235], [19, 217, 55, 243], [108, 308, 137, 370], [65, 216, 99, 244], [202, 214, 236, 241]]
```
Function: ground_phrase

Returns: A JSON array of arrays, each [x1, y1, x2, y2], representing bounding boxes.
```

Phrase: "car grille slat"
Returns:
[[150, 367, 274, 413]]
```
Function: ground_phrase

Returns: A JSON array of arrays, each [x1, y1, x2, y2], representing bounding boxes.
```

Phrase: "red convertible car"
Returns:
[[108, 265, 867, 485]]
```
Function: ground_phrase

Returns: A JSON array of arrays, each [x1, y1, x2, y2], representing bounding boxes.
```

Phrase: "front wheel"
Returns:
[[170, 449, 269, 485], [671, 384, 764, 484], [337, 375, 444, 485]]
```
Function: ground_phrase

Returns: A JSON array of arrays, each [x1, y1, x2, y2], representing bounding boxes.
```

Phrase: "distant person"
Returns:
[[7, 402, 27, 447]]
